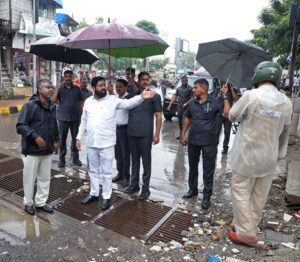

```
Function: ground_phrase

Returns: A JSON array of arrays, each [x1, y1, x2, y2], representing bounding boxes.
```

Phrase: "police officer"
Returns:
[[181, 78, 230, 209], [228, 61, 292, 246]]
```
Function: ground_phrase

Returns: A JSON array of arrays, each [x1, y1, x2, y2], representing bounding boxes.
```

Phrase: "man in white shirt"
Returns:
[[112, 79, 131, 187], [228, 61, 292, 246], [76, 77, 155, 210]]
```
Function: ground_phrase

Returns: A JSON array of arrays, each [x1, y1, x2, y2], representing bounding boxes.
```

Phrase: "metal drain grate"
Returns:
[[0, 153, 9, 160], [0, 169, 62, 193], [54, 190, 123, 221], [0, 158, 23, 177], [95, 199, 171, 239], [16, 175, 83, 204], [148, 211, 194, 244], [0, 170, 23, 192]]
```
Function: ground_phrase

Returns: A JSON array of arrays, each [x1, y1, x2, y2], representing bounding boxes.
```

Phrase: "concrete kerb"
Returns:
[[0, 105, 23, 115]]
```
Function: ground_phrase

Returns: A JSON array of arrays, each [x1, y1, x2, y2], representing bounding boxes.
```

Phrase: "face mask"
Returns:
[[95, 89, 107, 98]]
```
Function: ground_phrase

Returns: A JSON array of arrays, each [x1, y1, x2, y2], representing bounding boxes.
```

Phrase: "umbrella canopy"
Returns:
[[97, 33, 168, 58], [196, 38, 270, 89], [30, 36, 98, 65], [58, 23, 162, 81], [58, 23, 159, 49]]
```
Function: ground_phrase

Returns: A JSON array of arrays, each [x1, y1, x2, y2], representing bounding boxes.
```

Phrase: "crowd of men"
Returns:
[[16, 61, 293, 247]]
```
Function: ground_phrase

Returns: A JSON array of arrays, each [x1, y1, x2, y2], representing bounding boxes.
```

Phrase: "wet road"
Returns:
[[0, 111, 233, 207]]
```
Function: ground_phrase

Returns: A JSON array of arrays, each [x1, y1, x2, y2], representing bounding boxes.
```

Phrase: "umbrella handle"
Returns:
[[225, 53, 241, 85], [109, 39, 111, 82]]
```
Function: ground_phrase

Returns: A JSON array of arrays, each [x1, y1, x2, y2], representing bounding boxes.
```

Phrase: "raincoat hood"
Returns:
[[255, 84, 287, 108]]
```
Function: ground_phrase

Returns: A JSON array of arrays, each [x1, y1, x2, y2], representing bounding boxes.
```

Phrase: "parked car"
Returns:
[[162, 72, 220, 120]]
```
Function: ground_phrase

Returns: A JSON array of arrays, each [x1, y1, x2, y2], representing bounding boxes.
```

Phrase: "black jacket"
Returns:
[[16, 95, 59, 156]]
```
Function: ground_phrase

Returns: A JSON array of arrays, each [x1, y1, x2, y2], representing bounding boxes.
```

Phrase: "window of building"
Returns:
[[39, 0, 48, 18]]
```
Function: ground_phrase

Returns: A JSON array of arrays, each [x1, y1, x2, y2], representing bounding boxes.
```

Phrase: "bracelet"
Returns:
[[224, 96, 228, 100]]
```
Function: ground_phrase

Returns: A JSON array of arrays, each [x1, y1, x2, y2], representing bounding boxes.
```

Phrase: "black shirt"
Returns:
[[186, 95, 223, 146], [127, 93, 162, 137], [175, 84, 193, 107], [81, 89, 93, 101], [57, 84, 83, 121]]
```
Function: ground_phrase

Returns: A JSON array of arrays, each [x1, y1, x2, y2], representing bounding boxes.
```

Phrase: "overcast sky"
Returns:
[[59, 0, 271, 61]]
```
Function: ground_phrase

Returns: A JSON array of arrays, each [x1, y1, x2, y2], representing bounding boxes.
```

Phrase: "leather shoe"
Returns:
[[125, 185, 140, 194], [112, 174, 123, 183], [122, 179, 129, 187], [35, 204, 53, 213], [202, 198, 211, 209], [101, 199, 111, 210], [73, 158, 82, 166], [81, 195, 99, 205], [138, 190, 150, 201], [25, 205, 35, 216], [176, 136, 180, 140], [58, 160, 65, 168], [183, 190, 198, 199]]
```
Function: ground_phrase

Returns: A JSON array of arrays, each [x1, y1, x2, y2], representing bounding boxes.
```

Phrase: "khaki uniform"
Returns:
[[229, 84, 292, 239]]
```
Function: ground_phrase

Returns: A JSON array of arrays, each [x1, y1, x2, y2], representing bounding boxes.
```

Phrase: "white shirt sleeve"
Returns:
[[77, 103, 87, 140], [117, 94, 144, 109]]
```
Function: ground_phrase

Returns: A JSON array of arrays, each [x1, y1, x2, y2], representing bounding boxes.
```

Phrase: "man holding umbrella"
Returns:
[[228, 61, 292, 246], [76, 76, 156, 210]]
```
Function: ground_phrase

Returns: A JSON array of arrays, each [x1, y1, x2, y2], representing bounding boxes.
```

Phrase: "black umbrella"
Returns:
[[30, 36, 98, 64], [196, 38, 270, 89]]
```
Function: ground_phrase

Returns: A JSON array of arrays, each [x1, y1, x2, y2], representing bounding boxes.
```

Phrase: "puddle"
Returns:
[[0, 202, 53, 241]]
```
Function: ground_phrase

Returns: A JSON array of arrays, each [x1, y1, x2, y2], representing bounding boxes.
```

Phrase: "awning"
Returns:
[[19, 13, 60, 37], [54, 0, 63, 8], [56, 13, 67, 25]]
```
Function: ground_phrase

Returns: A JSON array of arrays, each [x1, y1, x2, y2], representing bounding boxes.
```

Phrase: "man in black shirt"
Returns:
[[80, 77, 93, 101], [167, 75, 193, 139], [52, 70, 84, 168], [181, 78, 230, 209], [125, 67, 139, 93], [214, 84, 240, 154], [125, 72, 162, 200]]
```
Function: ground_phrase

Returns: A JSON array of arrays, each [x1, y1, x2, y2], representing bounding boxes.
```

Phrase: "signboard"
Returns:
[[19, 13, 60, 37]]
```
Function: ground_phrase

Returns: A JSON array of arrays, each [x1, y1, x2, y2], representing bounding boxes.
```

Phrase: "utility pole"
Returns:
[[32, 0, 37, 93], [288, 0, 300, 95]]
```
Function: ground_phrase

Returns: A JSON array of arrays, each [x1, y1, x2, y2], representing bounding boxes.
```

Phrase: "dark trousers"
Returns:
[[115, 126, 130, 180], [178, 107, 187, 136], [215, 115, 232, 150], [128, 136, 152, 192], [58, 120, 80, 161], [188, 143, 217, 198]]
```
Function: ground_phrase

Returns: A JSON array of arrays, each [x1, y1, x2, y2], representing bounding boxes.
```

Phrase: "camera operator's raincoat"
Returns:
[[229, 84, 292, 241]]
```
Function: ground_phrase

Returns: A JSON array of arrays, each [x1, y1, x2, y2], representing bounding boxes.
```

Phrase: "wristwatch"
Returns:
[[184, 103, 187, 107], [223, 96, 228, 100]]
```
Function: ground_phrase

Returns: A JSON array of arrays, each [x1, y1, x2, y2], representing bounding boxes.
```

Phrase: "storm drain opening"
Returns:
[[0, 158, 23, 177], [94, 199, 171, 239], [54, 190, 123, 221], [148, 211, 194, 244], [15, 175, 84, 204], [0, 153, 9, 160], [0, 169, 63, 194]]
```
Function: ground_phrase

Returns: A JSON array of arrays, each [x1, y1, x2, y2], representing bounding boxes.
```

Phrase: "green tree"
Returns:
[[178, 52, 199, 70], [75, 18, 89, 31], [136, 20, 159, 69], [250, 0, 298, 68], [136, 20, 159, 34], [149, 58, 170, 71], [95, 16, 104, 24]]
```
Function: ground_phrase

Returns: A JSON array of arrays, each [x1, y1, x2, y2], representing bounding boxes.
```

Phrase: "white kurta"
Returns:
[[77, 94, 144, 198]]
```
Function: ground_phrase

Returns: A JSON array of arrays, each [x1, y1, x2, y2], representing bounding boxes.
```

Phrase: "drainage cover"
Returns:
[[94, 199, 171, 239], [0, 158, 23, 177], [0, 170, 23, 193], [15, 175, 83, 204], [148, 211, 194, 244], [54, 190, 123, 221], [0, 153, 9, 160]]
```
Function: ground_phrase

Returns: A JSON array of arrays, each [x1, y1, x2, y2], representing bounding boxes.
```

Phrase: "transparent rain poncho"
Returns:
[[229, 84, 293, 178]]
